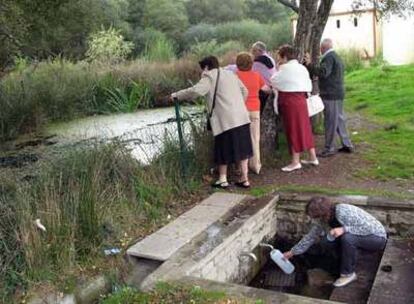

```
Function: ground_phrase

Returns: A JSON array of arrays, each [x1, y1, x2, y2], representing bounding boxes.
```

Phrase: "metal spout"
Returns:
[[239, 251, 258, 262], [259, 243, 274, 250]]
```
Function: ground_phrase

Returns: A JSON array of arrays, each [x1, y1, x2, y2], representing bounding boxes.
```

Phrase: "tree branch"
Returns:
[[277, 0, 299, 13]]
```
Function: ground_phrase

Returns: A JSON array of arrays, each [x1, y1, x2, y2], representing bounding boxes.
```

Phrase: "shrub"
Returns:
[[337, 48, 365, 72], [86, 27, 134, 64], [183, 19, 292, 52], [141, 33, 176, 63], [188, 39, 244, 60]]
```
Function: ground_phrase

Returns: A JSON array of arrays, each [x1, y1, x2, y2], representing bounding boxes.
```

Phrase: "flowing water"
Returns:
[[48, 106, 202, 163]]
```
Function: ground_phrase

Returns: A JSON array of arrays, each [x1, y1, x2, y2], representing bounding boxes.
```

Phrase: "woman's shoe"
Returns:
[[281, 163, 302, 172], [301, 159, 319, 166], [211, 181, 229, 189], [235, 181, 251, 189], [333, 272, 357, 287]]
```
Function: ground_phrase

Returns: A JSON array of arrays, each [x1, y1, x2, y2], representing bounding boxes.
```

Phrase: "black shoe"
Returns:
[[317, 150, 336, 158], [338, 146, 354, 153], [234, 181, 251, 189], [212, 181, 229, 189]]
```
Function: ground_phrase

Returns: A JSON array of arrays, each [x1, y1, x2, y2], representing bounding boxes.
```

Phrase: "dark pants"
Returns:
[[339, 233, 387, 275], [259, 90, 270, 115]]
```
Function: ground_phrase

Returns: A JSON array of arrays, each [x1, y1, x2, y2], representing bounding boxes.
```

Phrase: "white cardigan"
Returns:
[[172, 68, 250, 136], [270, 60, 312, 114]]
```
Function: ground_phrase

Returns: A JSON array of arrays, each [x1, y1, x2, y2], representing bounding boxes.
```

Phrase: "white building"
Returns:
[[292, 1, 414, 65]]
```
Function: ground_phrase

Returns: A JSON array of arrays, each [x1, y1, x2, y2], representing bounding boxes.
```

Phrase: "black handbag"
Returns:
[[207, 69, 220, 131]]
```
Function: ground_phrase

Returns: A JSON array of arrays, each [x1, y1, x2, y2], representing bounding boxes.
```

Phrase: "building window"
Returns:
[[336, 20, 341, 28], [354, 18, 358, 27]]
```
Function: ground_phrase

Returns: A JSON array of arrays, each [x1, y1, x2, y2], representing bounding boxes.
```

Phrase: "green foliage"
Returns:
[[141, 31, 176, 62], [0, 121, 211, 298], [183, 20, 292, 52], [346, 64, 414, 180], [245, 0, 290, 24], [0, 55, 200, 141], [86, 27, 134, 63], [337, 48, 365, 72], [104, 81, 153, 113], [189, 40, 244, 59], [143, 0, 189, 41], [101, 283, 232, 304], [186, 0, 247, 24]]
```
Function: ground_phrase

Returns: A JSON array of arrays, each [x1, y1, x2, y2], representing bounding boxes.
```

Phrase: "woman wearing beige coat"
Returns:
[[171, 56, 253, 189]]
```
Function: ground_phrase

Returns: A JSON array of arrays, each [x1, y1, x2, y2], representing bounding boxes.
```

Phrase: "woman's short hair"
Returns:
[[278, 44, 298, 61], [199, 56, 219, 70], [236, 52, 253, 71], [306, 196, 334, 220]]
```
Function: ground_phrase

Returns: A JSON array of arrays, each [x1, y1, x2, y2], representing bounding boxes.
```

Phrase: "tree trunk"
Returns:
[[260, 94, 280, 159]]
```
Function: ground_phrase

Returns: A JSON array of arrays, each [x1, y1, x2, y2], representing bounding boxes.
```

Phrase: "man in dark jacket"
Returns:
[[305, 38, 354, 157]]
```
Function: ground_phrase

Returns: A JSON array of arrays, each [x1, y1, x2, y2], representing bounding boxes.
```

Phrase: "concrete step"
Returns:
[[127, 192, 251, 261], [367, 238, 414, 304], [329, 248, 383, 304]]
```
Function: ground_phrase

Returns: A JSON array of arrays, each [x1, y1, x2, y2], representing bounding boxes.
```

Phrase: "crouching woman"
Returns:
[[283, 196, 387, 287], [171, 56, 253, 188]]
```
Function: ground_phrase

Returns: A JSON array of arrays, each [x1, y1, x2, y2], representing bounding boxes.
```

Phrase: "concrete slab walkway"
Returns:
[[127, 192, 250, 261]]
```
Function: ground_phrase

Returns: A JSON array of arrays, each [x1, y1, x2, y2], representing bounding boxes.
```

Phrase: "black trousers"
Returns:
[[339, 233, 386, 275]]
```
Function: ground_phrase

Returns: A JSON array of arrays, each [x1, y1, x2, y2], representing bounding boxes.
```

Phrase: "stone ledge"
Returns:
[[127, 192, 251, 261], [175, 276, 341, 304]]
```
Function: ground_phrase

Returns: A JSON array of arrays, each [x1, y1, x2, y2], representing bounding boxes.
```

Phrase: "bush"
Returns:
[[86, 27, 134, 64], [188, 39, 244, 59], [337, 48, 365, 72], [183, 19, 292, 52], [141, 34, 176, 63]]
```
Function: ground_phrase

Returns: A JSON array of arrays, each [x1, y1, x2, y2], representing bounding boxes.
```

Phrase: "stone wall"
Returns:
[[276, 193, 414, 242], [139, 195, 278, 290]]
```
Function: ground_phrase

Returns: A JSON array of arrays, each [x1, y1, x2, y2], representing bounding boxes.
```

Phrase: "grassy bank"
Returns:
[[0, 58, 202, 142], [0, 120, 212, 301], [345, 64, 414, 180], [100, 283, 260, 304]]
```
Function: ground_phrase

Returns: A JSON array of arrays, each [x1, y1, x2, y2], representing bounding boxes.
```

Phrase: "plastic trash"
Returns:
[[270, 249, 295, 274], [104, 248, 121, 256], [35, 219, 46, 232]]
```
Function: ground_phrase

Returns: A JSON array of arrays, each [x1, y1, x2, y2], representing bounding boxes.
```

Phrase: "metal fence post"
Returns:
[[174, 98, 186, 178]]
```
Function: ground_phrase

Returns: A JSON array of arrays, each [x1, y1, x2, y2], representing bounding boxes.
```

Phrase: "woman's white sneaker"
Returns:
[[333, 272, 357, 287], [281, 163, 302, 172], [301, 159, 320, 166]]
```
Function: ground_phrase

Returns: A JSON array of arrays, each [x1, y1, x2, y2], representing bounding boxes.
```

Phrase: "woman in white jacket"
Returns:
[[171, 56, 253, 189], [271, 45, 318, 172]]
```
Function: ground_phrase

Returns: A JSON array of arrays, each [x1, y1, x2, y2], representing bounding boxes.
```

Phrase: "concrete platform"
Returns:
[[127, 192, 250, 261], [330, 249, 382, 304], [368, 238, 414, 304]]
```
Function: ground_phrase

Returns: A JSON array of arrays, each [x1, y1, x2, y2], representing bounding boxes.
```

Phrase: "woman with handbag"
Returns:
[[271, 45, 319, 172], [171, 56, 253, 189]]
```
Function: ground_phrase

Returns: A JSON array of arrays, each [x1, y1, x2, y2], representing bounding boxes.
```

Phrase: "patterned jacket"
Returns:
[[291, 204, 387, 255]]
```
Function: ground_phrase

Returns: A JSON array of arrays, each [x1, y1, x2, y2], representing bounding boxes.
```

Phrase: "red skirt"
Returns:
[[278, 92, 315, 154]]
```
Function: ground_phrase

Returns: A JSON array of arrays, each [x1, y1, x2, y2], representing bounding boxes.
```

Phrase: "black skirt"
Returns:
[[214, 123, 253, 165]]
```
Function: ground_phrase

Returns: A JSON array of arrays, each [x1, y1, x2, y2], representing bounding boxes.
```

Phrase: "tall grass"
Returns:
[[0, 57, 200, 141], [183, 19, 292, 51], [0, 117, 212, 300]]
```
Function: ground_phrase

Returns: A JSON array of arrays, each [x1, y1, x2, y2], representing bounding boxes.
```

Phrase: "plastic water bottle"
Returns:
[[270, 249, 295, 274], [326, 232, 336, 242]]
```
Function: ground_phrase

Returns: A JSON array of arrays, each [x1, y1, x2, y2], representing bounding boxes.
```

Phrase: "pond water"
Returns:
[[48, 106, 203, 163]]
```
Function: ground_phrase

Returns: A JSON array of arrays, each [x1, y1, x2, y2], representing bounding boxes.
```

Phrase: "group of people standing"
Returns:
[[171, 39, 353, 189]]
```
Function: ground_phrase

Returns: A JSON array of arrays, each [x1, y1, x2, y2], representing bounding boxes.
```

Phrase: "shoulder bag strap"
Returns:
[[209, 68, 220, 118]]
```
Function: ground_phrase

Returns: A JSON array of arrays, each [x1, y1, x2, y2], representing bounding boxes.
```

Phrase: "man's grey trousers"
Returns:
[[323, 99, 353, 151]]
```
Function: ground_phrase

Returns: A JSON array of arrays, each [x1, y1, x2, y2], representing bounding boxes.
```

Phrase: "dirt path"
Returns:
[[246, 113, 414, 199]]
